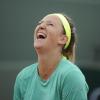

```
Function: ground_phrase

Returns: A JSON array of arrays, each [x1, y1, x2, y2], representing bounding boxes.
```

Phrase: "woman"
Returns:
[[13, 13, 89, 100]]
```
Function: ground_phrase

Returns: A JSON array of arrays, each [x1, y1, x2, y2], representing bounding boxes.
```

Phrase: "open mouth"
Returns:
[[37, 33, 47, 39]]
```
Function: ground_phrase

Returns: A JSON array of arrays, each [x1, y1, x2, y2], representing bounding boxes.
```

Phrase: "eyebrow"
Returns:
[[39, 20, 53, 24]]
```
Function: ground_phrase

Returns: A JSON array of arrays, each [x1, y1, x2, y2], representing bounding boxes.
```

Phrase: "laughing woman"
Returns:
[[13, 13, 89, 100]]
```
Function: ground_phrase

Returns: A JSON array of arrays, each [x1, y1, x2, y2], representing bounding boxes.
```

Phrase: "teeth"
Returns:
[[37, 33, 46, 39], [38, 34, 45, 39]]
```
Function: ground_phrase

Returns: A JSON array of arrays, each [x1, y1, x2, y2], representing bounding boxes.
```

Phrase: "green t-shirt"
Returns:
[[13, 57, 89, 100]]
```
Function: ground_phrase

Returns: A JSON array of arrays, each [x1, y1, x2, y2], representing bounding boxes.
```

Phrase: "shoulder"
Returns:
[[16, 63, 38, 81], [59, 59, 89, 99], [13, 63, 38, 98], [59, 58, 83, 76], [59, 58, 89, 90]]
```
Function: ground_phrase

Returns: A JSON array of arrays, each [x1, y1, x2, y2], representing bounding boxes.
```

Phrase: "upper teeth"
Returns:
[[37, 33, 46, 39]]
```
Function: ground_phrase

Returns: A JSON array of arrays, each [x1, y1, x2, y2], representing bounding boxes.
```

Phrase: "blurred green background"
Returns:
[[0, 0, 100, 100]]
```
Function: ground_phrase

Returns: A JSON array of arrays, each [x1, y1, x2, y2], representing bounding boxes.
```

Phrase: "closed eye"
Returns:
[[47, 22, 54, 26], [37, 20, 54, 26], [48, 23, 54, 26]]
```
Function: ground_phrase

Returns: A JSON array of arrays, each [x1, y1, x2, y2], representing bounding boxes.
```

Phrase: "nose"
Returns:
[[38, 22, 46, 30]]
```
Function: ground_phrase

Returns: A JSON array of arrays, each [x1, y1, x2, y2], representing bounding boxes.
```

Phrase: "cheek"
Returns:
[[33, 27, 38, 38], [47, 32, 59, 45], [34, 25, 38, 33]]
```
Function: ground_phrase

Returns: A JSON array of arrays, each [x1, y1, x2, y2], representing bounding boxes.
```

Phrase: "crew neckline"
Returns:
[[36, 57, 66, 85]]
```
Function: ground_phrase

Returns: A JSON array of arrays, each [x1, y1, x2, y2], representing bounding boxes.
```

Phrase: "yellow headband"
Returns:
[[50, 13, 71, 49]]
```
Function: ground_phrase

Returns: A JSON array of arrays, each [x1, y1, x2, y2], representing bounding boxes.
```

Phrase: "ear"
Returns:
[[58, 34, 67, 45]]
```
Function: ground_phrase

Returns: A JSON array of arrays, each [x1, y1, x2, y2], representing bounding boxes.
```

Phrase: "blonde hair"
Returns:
[[61, 14, 77, 63]]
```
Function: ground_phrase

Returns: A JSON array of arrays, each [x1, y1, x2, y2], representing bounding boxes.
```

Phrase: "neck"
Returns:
[[37, 51, 62, 80]]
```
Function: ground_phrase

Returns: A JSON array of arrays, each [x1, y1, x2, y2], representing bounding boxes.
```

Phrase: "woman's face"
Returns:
[[34, 14, 66, 52]]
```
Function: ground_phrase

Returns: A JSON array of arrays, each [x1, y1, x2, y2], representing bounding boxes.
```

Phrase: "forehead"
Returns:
[[41, 14, 62, 25]]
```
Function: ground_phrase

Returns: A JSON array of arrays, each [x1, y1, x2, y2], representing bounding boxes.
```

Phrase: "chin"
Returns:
[[34, 43, 43, 49]]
